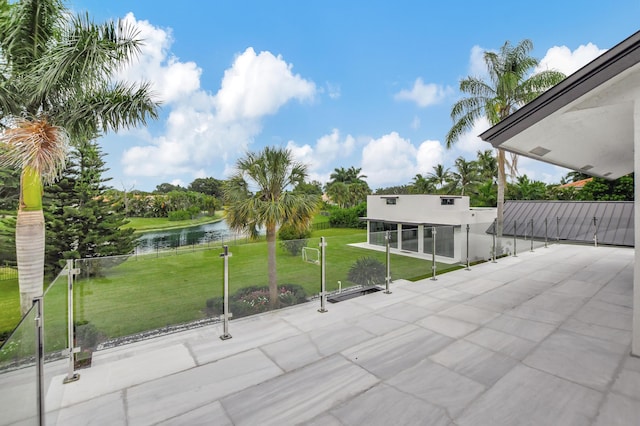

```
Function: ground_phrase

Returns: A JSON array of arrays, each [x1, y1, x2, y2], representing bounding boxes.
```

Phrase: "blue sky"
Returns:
[[72, 0, 640, 192]]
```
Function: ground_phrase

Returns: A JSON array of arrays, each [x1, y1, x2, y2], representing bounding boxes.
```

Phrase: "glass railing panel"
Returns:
[[467, 221, 498, 262], [0, 304, 38, 426], [74, 249, 217, 361]]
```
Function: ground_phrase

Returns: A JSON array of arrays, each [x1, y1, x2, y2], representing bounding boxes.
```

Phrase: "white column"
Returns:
[[633, 100, 640, 356], [397, 224, 403, 251], [418, 225, 424, 253]]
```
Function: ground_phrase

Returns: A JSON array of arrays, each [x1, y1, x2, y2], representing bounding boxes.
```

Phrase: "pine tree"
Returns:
[[45, 140, 136, 272]]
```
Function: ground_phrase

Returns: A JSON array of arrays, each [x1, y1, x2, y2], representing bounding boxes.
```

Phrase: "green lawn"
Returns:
[[0, 227, 462, 354]]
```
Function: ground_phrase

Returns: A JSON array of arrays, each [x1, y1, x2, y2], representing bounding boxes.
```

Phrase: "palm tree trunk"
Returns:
[[16, 209, 45, 315], [266, 224, 278, 308]]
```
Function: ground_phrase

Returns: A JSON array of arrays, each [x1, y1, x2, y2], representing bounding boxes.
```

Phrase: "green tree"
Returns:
[[224, 147, 319, 307], [45, 140, 136, 272], [411, 174, 435, 194], [476, 150, 498, 184], [326, 166, 371, 207], [577, 174, 634, 201], [450, 157, 479, 196], [293, 180, 323, 196], [188, 177, 223, 197], [446, 39, 565, 238], [154, 183, 186, 194], [427, 164, 451, 192], [0, 0, 158, 313], [0, 167, 20, 211]]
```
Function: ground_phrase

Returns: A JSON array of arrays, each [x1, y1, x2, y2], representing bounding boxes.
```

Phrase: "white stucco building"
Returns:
[[363, 195, 496, 263]]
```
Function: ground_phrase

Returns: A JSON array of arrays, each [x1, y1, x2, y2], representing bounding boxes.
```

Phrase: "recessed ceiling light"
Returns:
[[581, 165, 594, 171], [529, 146, 551, 156], [603, 172, 612, 177]]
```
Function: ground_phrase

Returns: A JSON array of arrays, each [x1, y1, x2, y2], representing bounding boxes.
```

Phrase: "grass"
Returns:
[[0, 226, 462, 353], [0, 278, 19, 336], [123, 212, 224, 233]]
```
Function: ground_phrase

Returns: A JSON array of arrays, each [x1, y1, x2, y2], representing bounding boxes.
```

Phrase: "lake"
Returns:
[[135, 220, 247, 254]]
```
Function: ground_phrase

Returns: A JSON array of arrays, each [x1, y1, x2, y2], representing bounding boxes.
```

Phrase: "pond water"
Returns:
[[135, 220, 245, 254]]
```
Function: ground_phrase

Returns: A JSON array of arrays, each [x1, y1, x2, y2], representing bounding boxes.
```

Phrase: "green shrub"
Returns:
[[168, 210, 191, 221], [329, 203, 367, 228], [205, 284, 307, 319], [347, 257, 386, 286], [278, 225, 312, 256]]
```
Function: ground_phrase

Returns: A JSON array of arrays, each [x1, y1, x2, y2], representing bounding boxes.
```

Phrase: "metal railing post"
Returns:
[[384, 231, 392, 294], [556, 216, 560, 241], [530, 219, 534, 252], [64, 260, 80, 384], [431, 227, 437, 281], [34, 297, 44, 426], [318, 237, 328, 313], [544, 218, 548, 248], [465, 224, 470, 270], [593, 216, 598, 247], [513, 220, 517, 257], [219, 245, 232, 340], [492, 219, 497, 263]]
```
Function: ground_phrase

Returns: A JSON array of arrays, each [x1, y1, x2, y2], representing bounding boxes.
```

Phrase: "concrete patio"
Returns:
[[39, 244, 639, 425]]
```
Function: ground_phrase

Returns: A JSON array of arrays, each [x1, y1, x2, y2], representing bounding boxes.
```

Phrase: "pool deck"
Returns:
[[41, 244, 640, 425]]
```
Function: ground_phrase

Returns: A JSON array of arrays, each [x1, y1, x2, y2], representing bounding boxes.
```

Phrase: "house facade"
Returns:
[[364, 195, 496, 263]]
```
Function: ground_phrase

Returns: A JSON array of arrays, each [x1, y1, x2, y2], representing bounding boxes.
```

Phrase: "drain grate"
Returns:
[[327, 286, 382, 303]]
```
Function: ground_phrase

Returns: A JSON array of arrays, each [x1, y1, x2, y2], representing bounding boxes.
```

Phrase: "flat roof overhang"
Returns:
[[480, 30, 640, 180]]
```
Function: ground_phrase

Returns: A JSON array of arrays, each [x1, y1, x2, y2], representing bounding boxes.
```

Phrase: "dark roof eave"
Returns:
[[480, 30, 640, 146]]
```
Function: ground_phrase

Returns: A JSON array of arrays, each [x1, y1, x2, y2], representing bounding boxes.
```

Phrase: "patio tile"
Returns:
[[126, 349, 282, 425], [523, 330, 627, 392], [624, 355, 640, 372], [416, 315, 478, 339], [429, 340, 518, 387], [304, 413, 343, 426], [611, 368, 640, 399], [520, 292, 588, 317], [560, 317, 631, 346], [404, 294, 455, 312], [330, 384, 450, 426], [573, 300, 633, 331], [261, 334, 322, 371], [342, 324, 453, 379], [155, 401, 232, 426], [464, 288, 534, 312], [220, 355, 379, 426], [464, 327, 537, 360], [550, 279, 605, 298], [450, 277, 504, 295], [46, 391, 125, 426], [593, 393, 640, 426], [506, 304, 566, 326], [428, 288, 476, 303], [376, 302, 433, 323], [485, 313, 556, 342], [309, 322, 375, 356], [595, 291, 633, 308], [438, 304, 500, 325], [387, 359, 485, 418], [456, 364, 602, 426], [347, 312, 409, 336]]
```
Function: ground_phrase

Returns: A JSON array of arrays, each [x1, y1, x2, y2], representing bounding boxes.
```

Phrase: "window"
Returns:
[[441, 198, 455, 205], [385, 198, 397, 205]]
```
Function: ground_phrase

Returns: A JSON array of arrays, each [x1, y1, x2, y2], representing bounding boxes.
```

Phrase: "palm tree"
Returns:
[[426, 164, 451, 192], [0, 0, 158, 314], [411, 173, 435, 194], [224, 147, 319, 308], [445, 39, 565, 237], [476, 150, 498, 184], [450, 157, 479, 196]]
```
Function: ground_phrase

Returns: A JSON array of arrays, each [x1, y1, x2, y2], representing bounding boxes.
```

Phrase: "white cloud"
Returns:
[[468, 45, 489, 78], [394, 78, 452, 107], [536, 43, 606, 76], [118, 15, 317, 180], [287, 129, 356, 183], [215, 47, 316, 122], [361, 132, 443, 188], [326, 82, 341, 99], [454, 117, 491, 154], [118, 13, 201, 104], [411, 116, 420, 129]]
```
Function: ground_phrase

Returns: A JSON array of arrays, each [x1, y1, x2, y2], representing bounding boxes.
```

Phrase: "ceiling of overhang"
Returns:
[[487, 61, 640, 180]]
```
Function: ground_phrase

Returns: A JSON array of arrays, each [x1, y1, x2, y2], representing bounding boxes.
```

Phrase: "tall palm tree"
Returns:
[[0, 0, 158, 314], [476, 149, 498, 184], [450, 157, 479, 196], [224, 147, 319, 308], [426, 164, 451, 192], [411, 173, 435, 194], [445, 39, 565, 237]]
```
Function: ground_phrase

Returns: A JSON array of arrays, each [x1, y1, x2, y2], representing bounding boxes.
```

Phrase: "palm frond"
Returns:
[[0, 118, 68, 184]]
